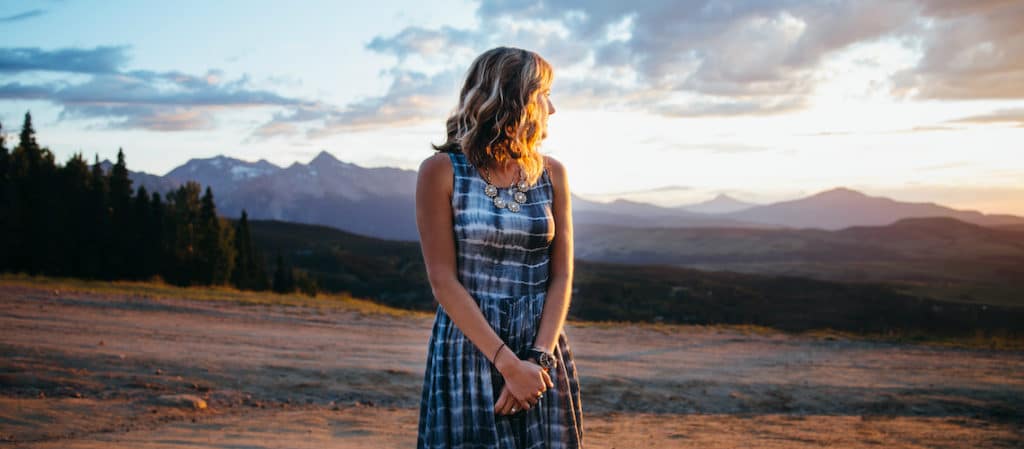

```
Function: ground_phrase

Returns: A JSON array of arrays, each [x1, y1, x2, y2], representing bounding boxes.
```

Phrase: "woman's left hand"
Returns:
[[494, 384, 529, 415]]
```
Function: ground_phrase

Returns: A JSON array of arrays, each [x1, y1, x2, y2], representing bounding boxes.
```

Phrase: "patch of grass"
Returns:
[[0, 272, 428, 319], [571, 318, 1024, 351], [801, 327, 1024, 351], [897, 283, 1024, 309]]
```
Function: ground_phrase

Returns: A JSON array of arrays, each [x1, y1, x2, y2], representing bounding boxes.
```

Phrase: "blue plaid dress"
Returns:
[[417, 150, 584, 449]]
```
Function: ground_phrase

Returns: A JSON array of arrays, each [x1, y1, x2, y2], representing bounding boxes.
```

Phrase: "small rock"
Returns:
[[155, 394, 207, 410]]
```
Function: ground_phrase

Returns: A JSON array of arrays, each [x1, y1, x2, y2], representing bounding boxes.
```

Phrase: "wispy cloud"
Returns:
[[946, 108, 1024, 127], [0, 46, 127, 74], [0, 46, 314, 132], [0, 9, 46, 23]]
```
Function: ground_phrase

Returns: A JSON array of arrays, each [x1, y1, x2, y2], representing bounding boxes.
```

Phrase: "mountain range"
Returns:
[[109, 151, 1024, 241]]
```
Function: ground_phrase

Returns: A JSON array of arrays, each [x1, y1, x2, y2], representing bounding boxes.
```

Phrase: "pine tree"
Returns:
[[149, 191, 167, 281], [57, 152, 92, 276], [231, 210, 262, 290], [109, 148, 133, 206], [133, 185, 154, 279], [0, 120, 10, 271], [166, 182, 202, 285], [84, 154, 111, 278], [108, 148, 134, 277], [11, 111, 58, 274], [18, 111, 37, 152], [196, 186, 234, 285]]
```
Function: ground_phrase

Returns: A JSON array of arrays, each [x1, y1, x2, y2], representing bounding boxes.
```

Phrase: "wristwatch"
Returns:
[[526, 346, 556, 370]]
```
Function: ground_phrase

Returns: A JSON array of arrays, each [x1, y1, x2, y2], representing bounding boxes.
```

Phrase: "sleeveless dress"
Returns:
[[417, 150, 584, 449]]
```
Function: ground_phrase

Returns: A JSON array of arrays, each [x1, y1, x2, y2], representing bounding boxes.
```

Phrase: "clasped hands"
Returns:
[[492, 346, 554, 416]]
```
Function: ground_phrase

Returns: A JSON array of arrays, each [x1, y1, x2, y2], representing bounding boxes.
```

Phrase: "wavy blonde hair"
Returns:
[[432, 46, 553, 186]]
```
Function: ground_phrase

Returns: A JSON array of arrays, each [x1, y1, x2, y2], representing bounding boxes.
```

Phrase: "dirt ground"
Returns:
[[1, 283, 1022, 448]]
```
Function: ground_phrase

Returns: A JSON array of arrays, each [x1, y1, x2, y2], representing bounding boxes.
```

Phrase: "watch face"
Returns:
[[539, 352, 556, 369]]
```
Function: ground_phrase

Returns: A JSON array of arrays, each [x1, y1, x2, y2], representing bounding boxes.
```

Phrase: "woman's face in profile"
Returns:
[[539, 88, 555, 139]]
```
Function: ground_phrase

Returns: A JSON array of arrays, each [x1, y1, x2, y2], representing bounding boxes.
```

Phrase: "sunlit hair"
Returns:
[[432, 46, 553, 186]]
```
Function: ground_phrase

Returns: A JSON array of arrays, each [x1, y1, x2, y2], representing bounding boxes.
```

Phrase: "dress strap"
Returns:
[[447, 151, 470, 176]]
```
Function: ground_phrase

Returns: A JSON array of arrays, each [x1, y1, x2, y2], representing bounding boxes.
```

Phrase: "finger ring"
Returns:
[[511, 407, 517, 413], [536, 391, 543, 398]]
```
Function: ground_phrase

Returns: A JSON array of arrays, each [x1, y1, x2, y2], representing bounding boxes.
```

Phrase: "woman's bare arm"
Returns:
[[532, 156, 574, 354], [416, 152, 552, 405]]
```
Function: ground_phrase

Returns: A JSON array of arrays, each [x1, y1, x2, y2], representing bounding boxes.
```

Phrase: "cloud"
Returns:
[[366, 26, 479, 61], [0, 46, 128, 74], [321, 0, 917, 131], [946, 108, 1024, 127], [0, 9, 46, 23], [247, 102, 334, 140], [250, 68, 461, 140], [0, 46, 314, 132], [306, 68, 460, 137], [890, 1, 1024, 100], [313, 0, 1023, 132], [8, 1, 1022, 136]]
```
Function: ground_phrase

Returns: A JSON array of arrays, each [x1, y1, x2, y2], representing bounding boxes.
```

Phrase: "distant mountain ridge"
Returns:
[[111, 152, 1024, 240], [676, 193, 757, 214], [720, 187, 1023, 229]]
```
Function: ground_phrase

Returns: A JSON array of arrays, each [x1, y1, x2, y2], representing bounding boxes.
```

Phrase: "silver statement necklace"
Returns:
[[481, 164, 529, 213]]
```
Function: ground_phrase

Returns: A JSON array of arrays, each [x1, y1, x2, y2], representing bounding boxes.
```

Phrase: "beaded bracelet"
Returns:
[[491, 343, 507, 364]]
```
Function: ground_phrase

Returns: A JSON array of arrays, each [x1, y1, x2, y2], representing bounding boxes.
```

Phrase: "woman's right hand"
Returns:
[[494, 346, 554, 410]]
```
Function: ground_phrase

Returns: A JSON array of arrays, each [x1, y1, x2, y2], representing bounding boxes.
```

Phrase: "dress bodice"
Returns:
[[447, 150, 555, 299]]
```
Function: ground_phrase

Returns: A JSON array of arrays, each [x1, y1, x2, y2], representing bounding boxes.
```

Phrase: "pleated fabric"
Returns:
[[417, 150, 584, 449]]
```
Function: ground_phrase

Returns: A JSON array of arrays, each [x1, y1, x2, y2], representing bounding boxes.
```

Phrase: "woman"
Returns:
[[414, 46, 584, 448]]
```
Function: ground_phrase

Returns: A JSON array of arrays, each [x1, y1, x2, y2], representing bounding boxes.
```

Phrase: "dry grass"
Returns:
[[3, 273, 1020, 351], [573, 318, 1024, 351], [0, 272, 429, 319]]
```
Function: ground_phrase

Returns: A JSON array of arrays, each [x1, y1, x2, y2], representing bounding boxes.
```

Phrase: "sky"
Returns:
[[1, 0, 1022, 214]]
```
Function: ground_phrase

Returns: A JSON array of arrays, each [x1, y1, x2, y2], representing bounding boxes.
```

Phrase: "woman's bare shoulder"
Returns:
[[420, 151, 453, 170], [417, 151, 454, 196], [542, 154, 568, 190]]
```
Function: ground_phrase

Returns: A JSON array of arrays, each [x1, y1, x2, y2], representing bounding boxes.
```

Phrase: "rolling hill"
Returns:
[[242, 218, 1024, 336]]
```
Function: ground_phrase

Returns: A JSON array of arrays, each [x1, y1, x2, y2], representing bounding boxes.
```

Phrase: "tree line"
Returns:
[[0, 111, 314, 295]]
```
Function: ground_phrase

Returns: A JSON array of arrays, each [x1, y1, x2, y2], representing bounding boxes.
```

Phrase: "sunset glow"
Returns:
[[2, 0, 1022, 214]]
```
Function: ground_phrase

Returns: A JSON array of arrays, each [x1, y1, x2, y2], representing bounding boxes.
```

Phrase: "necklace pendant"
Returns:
[[513, 191, 527, 204], [517, 180, 529, 191], [507, 201, 521, 212], [484, 184, 498, 197], [492, 196, 507, 208]]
